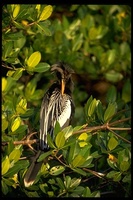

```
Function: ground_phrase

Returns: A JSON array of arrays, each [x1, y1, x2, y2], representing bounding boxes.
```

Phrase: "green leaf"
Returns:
[[108, 137, 118, 151], [2, 156, 10, 175], [68, 141, 80, 163], [38, 5, 53, 21], [34, 62, 50, 73], [122, 79, 131, 103], [82, 186, 91, 197], [37, 150, 53, 162], [96, 101, 104, 122], [64, 176, 71, 189], [11, 124, 28, 134], [90, 190, 100, 197], [25, 79, 36, 99], [106, 85, 117, 103], [11, 117, 21, 132], [72, 155, 86, 168], [30, 90, 43, 100], [55, 131, 65, 148], [25, 191, 40, 197], [72, 34, 83, 51], [70, 178, 81, 189], [53, 121, 61, 137], [12, 4, 20, 18], [27, 51, 41, 69], [9, 148, 21, 162], [120, 161, 130, 172], [2, 179, 9, 195], [104, 102, 116, 122], [63, 125, 73, 139], [2, 41, 13, 59], [47, 133, 56, 149], [56, 177, 65, 190], [106, 171, 121, 182], [105, 70, 123, 83], [107, 49, 117, 65], [88, 98, 97, 117], [2, 116, 8, 131], [4, 160, 29, 177], [78, 132, 88, 141], [37, 22, 52, 36], [20, 109, 34, 118], [14, 37, 26, 49], [49, 166, 65, 176], [2, 78, 7, 92], [72, 168, 87, 176], [8, 68, 23, 80], [16, 98, 27, 114]]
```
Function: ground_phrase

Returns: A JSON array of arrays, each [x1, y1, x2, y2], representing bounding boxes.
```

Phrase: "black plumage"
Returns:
[[24, 61, 75, 187]]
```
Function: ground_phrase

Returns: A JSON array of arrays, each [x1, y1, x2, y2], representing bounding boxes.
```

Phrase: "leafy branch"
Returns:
[[2, 116, 131, 148]]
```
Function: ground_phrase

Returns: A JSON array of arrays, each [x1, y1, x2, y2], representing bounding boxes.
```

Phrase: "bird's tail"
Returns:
[[24, 150, 42, 187]]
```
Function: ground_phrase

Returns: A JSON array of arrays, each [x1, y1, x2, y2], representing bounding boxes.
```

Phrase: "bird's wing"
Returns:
[[40, 88, 73, 150]]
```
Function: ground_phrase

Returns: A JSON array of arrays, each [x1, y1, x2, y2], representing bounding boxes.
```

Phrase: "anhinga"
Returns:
[[24, 61, 75, 187]]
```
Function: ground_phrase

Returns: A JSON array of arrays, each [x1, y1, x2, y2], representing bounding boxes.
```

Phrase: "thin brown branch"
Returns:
[[2, 63, 15, 70], [83, 168, 106, 179], [13, 139, 39, 145], [109, 117, 131, 126], [107, 127, 131, 144], [109, 127, 131, 131]]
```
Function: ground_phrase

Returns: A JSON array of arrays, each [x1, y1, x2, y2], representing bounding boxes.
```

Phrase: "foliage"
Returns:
[[2, 4, 131, 197]]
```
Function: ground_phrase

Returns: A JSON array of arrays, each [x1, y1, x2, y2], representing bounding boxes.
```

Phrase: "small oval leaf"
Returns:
[[49, 166, 65, 176], [108, 137, 118, 151], [2, 156, 10, 175], [2, 78, 7, 92], [34, 62, 50, 73], [9, 149, 21, 162], [72, 155, 85, 168], [39, 5, 53, 21], [55, 131, 65, 148], [11, 117, 21, 132], [27, 51, 41, 68], [13, 5, 20, 18], [120, 161, 130, 172], [104, 103, 116, 122], [88, 98, 97, 117]]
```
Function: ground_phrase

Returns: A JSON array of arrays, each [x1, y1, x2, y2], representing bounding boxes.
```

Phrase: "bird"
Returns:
[[24, 61, 75, 187]]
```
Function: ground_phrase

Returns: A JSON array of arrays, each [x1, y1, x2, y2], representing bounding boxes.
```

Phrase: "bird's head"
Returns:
[[51, 61, 74, 95]]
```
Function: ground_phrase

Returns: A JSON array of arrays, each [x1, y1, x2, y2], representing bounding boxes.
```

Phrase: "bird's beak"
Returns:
[[61, 79, 65, 95]]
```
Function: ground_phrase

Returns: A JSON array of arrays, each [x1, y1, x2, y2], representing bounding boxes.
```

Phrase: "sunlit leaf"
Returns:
[[2, 156, 10, 175], [2, 78, 7, 92], [49, 166, 65, 176], [12, 5, 20, 18], [16, 98, 27, 114], [108, 137, 118, 151], [9, 149, 21, 162], [38, 5, 53, 21], [78, 132, 88, 141], [11, 117, 21, 132], [55, 131, 65, 148], [27, 51, 41, 69], [88, 98, 97, 117], [72, 155, 86, 168]]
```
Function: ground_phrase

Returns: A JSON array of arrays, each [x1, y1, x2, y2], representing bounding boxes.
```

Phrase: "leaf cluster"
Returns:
[[2, 4, 131, 197]]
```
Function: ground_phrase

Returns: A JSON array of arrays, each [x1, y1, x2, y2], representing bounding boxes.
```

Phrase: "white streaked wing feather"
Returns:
[[40, 89, 72, 150]]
